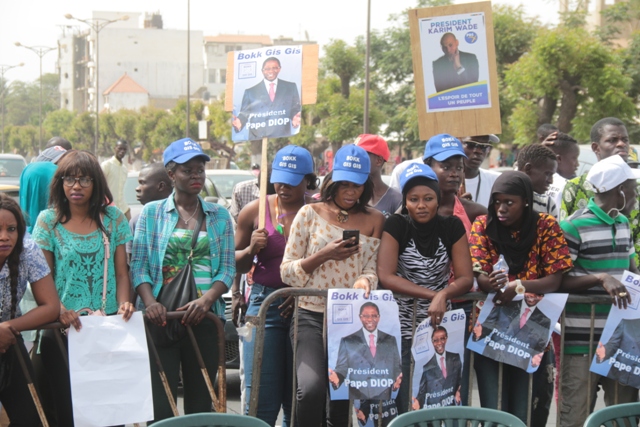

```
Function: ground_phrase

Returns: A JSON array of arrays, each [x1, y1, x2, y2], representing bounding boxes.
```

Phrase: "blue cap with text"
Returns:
[[423, 133, 467, 161], [163, 138, 211, 166], [332, 144, 371, 185], [271, 145, 314, 186], [399, 163, 438, 192]]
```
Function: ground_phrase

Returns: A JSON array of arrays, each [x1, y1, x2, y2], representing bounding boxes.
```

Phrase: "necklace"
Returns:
[[333, 200, 353, 223], [274, 195, 304, 240], [178, 200, 199, 225]]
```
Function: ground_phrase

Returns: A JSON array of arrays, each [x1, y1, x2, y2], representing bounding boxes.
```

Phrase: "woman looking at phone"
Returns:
[[281, 144, 384, 427]]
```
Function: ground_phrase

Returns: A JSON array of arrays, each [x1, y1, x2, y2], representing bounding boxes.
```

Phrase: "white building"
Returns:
[[59, 11, 204, 112], [103, 72, 149, 112]]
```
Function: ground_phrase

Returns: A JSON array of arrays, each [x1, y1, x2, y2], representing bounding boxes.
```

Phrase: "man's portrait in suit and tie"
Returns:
[[232, 56, 302, 140], [413, 326, 462, 409], [432, 32, 479, 93], [328, 302, 402, 400], [472, 293, 550, 370], [595, 317, 640, 388]]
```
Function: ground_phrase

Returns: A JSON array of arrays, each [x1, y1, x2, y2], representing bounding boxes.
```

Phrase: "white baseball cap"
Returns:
[[586, 155, 640, 193]]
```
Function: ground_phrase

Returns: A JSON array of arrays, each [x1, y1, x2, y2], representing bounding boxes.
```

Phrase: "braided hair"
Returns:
[[0, 194, 26, 319]]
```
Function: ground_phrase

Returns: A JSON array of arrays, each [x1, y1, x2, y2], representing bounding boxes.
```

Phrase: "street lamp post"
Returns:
[[0, 63, 24, 154], [65, 13, 129, 155], [14, 43, 56, 153]]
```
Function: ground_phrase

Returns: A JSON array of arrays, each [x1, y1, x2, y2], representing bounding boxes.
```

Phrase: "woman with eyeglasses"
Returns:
[[235, 145, 317, 426], [32, 150, 134, 427]]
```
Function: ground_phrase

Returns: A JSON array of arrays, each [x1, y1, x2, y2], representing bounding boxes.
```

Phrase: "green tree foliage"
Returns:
[[323, 40, 363, 99], [505, 26, 636, 145]]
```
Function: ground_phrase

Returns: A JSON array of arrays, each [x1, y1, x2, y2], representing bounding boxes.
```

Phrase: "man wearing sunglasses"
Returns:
[[459, 135, 500, 208]]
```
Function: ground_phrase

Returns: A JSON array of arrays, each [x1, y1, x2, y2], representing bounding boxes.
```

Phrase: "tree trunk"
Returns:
[[557, 80, 578, 133], [537, 94, 557, 127], [340, 77, 350, 99]]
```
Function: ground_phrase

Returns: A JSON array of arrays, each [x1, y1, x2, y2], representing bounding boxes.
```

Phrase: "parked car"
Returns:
[[577, 145, 640, 176], [0, 154, 27, 186], [124, 171, 230, 218], [0, 184, 19, 201], [205, 170, 255, 199]]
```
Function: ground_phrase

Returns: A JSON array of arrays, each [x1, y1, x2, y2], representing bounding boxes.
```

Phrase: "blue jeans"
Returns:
[[473, 353, 531, 423], [243, 284, 293, 427]]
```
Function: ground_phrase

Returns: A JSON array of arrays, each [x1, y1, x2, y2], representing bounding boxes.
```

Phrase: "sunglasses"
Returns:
[[464, 141, 492, 151]]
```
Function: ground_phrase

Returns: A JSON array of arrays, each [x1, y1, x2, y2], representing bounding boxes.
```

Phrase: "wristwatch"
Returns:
[[515, 279, 526, 295]]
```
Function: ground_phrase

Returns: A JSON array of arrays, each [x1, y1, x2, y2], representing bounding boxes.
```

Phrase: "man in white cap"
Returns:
[[558, 154, 640, 427]]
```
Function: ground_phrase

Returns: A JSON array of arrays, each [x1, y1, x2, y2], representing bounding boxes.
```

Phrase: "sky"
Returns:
[[0, 0, 560, 83]]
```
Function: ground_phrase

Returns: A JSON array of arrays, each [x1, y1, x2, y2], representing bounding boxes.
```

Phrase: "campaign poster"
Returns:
[[590, 270, 640, 389], [410, 309, 465, 410], [327, 289, 402, 408], [231, 45, 302, 142], [467, 292, 568, 373], [417, 12, 491, 112]]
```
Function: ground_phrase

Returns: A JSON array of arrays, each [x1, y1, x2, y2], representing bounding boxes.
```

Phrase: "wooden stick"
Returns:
[[14, 342, 49, 427], [144, 322, 179, 417], [258, 136, 269, 229], [185, 325, 221, 412]]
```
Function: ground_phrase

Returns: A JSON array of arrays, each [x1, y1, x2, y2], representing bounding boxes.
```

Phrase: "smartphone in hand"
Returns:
[[342, 229, 359, 248]]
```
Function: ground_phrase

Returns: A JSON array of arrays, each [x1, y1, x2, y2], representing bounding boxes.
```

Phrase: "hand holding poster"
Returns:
[[231, 46, 302, 142], [467, 292, 568, 373], [590, 270, 640, 389], [68, 312, 153, 426], [327, 289, 402, 403], [411, 309, 465, 410]]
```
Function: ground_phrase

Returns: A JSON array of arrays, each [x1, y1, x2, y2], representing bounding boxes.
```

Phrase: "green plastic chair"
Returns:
[[151, 413, 271, 427], [387, 406, 527, 427], [584, 402, 640, 427]]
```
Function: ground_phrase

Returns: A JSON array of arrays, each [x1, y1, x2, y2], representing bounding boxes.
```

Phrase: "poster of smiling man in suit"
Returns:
[[328, 290, 402, 404], [231, 46, 302, 141]]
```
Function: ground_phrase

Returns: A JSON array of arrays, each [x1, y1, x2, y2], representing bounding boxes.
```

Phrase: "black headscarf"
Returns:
[[485, 171, 538, 275], [401, 176, 442, 257]]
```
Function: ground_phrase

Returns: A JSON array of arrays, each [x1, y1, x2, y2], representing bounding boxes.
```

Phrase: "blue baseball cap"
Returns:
[[271, 145, 314, 186], [399, 163, 438, 192], [163, 138, 211, 166], [332, 144, 371, 185], [423, 134, 467, 162]]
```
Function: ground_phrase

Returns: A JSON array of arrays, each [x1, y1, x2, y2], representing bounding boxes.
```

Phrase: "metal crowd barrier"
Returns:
[[17, 311, 226, 426], [247, 288, 628, 427]]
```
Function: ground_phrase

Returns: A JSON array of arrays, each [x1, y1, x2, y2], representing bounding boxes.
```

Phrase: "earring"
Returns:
[[525, 203, 529, 206]]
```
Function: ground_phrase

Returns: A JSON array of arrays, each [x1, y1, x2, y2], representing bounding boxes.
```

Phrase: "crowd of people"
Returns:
[[1, 116, 639, 427]]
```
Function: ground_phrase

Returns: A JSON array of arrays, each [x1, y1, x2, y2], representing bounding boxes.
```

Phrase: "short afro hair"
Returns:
[[590, 117, 626, 143], [517, 144, 557, 168]]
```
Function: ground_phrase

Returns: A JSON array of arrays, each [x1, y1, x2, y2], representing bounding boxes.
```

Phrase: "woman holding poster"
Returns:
[[376, 163, 473, 414], [281, 144, 384, 427], [468, 171, 572, 423], [236, 145, 317, 427]]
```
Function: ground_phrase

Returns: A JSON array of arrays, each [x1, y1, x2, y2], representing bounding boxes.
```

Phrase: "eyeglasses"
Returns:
[[360, 314, 380, 320], [62, 176, 93, 188], [464, 141, 492, 152]]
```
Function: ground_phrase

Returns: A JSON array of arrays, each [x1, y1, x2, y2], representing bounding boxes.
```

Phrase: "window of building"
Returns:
[[220, 69, 227, 84], [207, 45, 218, 54], [209, 69, 217, 84]]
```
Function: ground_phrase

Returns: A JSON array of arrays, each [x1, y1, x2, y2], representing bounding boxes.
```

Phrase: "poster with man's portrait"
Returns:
[[410, 309, 466, 410], [417, 12, 491, 112], [327, 289, 402, 407], [591, 270, 640, 389], [231, 45, 302, 142], [467, 293, 568, 373]]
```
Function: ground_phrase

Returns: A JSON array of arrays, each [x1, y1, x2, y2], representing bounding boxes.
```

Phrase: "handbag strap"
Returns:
[[101, 214, 110, 313], [188, 202, 204, 260]]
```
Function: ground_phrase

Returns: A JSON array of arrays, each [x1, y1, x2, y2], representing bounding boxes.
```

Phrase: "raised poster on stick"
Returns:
[[590, 270, 640, 389], [409, 2, 501, 138], [230, 46, 302, 142]]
